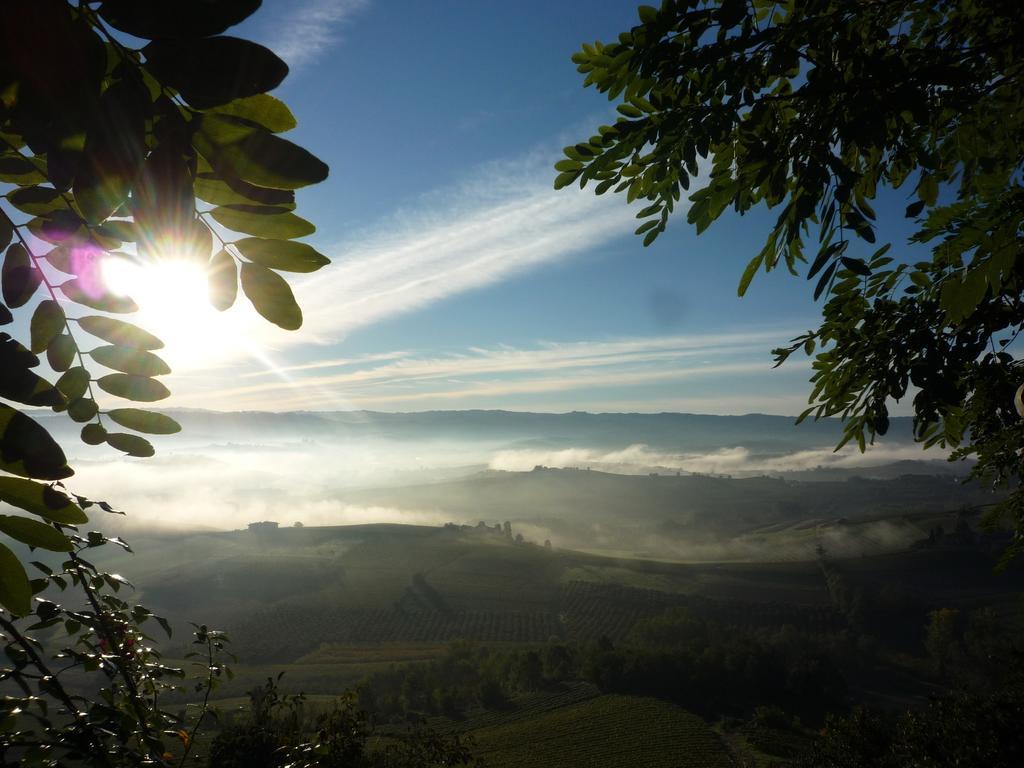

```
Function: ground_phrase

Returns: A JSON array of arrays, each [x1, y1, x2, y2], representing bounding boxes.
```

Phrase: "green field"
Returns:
[[467, 694, 732, 768]]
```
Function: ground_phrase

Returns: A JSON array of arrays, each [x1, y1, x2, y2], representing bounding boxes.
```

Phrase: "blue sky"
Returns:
[[146, 0, 913, 414]]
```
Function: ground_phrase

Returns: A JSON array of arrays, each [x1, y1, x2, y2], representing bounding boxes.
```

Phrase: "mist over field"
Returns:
[[38, 410, 977, 562]]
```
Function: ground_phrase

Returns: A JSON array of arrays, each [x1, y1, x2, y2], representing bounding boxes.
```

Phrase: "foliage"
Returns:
[[0, 0, 329, 764], [0, 532, 233, 766], [558, 0, 1024, 547], [800, 686, 1024, 768], [207, 676, 481, 768], [0, 0, 330, 611]]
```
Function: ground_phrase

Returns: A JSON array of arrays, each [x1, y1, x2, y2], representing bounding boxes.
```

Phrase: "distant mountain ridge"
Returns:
[[38, 408, 918, 455]]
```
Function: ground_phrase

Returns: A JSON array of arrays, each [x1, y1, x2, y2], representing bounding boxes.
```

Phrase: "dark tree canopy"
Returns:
[[558, 0, 1024, 549]]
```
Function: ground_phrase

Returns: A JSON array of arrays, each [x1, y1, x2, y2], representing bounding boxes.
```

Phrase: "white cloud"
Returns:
[[294, 156, 644, 342], [260, 0, 369, 70], [181, 329, 803, 411]]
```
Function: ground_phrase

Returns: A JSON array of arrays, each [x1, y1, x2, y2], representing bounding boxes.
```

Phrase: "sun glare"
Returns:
[[101, 257, 246, 371]]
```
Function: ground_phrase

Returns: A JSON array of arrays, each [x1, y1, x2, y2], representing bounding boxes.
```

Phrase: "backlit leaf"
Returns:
[[208, 250, 238, 311], [30, 300, 65, 353], [0, 541, 31, 616], [233, 238, 329, 273], [46, 334, 77, 372], [55, 367, 90, 403], [90, 346, 171, 377], [211, 94, 296, 133], [0, 477, 87, 525], [105, 432, 155, 458], [240, 263, 302, 330], [107, 408, 181, 435], [78, 316, 164, 350], [209, 205, 314, 239], [60, 278, 138, 313], [0, 515, 72, 552], [97, 374, 170, 402]]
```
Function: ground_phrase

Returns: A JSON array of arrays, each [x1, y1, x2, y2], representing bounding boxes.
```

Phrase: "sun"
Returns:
[[101, 256, 247, 371]]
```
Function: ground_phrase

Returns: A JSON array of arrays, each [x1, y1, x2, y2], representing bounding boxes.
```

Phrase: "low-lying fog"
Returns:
[[39, 411, 972, 555]]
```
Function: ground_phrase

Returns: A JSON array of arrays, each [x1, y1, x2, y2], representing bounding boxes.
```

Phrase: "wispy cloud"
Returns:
[[260, 0, 369, 70], [177, 329, 805, 411], [295, 156, 643, 342]]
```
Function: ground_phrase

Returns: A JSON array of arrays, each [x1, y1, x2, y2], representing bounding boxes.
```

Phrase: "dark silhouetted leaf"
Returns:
[[80, 423, 107, 445], [90, 346, 170, 377], [47, 334, 77, 372], [144, 36, 287, 109], [0, 403, 73, 480], [0, 541, 31, 616], [233, 238, 329, 273], [3, 243, 42, 308], [105, 432, 155, 458], [240, 263, 301, 330], [30, 299, 65, 353], [60, 278, 138, 313], [99, 0, 262, 40], [0, 515, 72, 552], [97, 374, 170, 402], [107, 408, 181, 435], [840, 256, 871, 276], [0, 476, 87, 525], [208, 250, 237, 311], [78, 316, 163, 350], [55, 367, 90, 403], [0, 334, 64, 408], [6, 186, 63, 216], [66, 397, 99, 423], [210, 206, 314, 239]]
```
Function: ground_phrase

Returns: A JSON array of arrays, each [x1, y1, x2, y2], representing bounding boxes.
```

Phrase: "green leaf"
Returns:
[[0, 541, 31, 616], [80, 423, 107, 446], [99, 0, 261, 39], [0, 217, 11, 252], [840, 257, 871, 276], [194, 175, 295, 209], [97, 374, 170, 403], [0, 153, 46, 185], [554, 170, 581, 190], [240, 263, 302, 330], [209, 206, 314, 239], [6, 186, 64, 216], [56, 367, 90, 403], [143, 36, 288, 109], [232, 238, 329, 273], [0, 515, 72, 552], [30, 300, 65, 354], [208, 250, 238, 311], [737, 253, 765, 297], [0, 404, 73, 480], [2, 243, 42, 309], [46, 334, 77, 372], [106, 409, 181, 435], [60, 278, 138, 313], [194, 116, 329, 189], [90, 346, 171, 377], [67, 397, 99, 423], [0, 334, 65, 408], [104, 432, 155, 458], [211, 94, 297, 133], [77, 316, 164, 350], [0, 477, 87, 525]]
